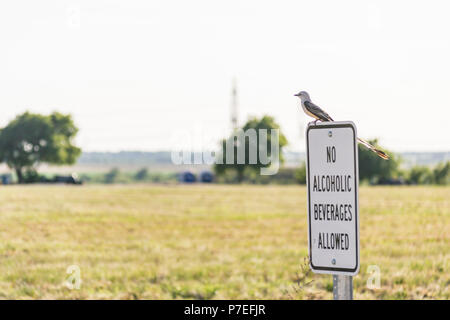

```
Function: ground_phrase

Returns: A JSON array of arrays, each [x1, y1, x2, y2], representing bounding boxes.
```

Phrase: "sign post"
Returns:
[[305, 121, 360, 300], [333, 275, 353, 300]]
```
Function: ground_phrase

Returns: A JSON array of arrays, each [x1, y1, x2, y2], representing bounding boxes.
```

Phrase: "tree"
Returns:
[[135, 168, 149, 181], [408, 166, 433, 185], [358, 139, 399, 182], [432, 161, 449, 185], [295, 162, 307, 184], [214, 115, 288, 183], [104, 167, 120, 184], [0, 112, 81, 183]]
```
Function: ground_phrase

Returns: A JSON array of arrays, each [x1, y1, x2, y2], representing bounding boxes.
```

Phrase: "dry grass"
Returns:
[[0, 184, 448, 299]]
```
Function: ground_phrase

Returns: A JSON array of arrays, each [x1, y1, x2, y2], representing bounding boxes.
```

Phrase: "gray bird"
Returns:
[[295, 91, 389, 160]]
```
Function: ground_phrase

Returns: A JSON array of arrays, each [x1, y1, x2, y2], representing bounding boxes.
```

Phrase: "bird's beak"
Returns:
[[294, 93, 300, 97]]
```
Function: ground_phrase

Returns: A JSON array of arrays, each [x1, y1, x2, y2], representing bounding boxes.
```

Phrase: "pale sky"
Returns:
[[0, 0, 449, 152]]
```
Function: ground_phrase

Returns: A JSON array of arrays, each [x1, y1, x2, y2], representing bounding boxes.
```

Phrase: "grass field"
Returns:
[[0, 185, 448, 299]]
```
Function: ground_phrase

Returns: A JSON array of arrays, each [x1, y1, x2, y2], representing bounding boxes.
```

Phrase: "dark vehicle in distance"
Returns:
[[200, 171, 214, 183], [376, 177, 408, 185], [179, 171, 196, 183], [53, 174, 83, 185], [38, 173, 82, 185]]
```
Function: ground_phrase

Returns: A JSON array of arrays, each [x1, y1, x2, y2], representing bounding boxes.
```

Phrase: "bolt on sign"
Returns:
[[306, 121, 360, 276]]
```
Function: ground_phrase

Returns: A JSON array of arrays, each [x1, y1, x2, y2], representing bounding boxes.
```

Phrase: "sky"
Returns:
[[0, 0, 449, 152]]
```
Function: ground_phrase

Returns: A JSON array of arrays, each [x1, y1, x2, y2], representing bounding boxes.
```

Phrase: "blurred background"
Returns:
[[0, 0, 448, 185], [0, 0, 447, 300]]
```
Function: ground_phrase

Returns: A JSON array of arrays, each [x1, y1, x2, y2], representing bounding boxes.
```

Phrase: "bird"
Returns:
[[294, 91, 389, 160]]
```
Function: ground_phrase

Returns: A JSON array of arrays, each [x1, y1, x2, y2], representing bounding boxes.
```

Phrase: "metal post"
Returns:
[[333, 275, 353, 300]]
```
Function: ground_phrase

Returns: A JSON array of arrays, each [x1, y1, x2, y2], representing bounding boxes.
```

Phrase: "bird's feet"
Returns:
[[308, 119, 321, 126]]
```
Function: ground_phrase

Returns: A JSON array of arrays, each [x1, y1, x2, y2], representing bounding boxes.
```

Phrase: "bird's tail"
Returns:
[[357, 137, 389, 160]]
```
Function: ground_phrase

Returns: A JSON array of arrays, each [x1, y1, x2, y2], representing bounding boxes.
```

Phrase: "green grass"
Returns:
[[0, 185, 448, 299]]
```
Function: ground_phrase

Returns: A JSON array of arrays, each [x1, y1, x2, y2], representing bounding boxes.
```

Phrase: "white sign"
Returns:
[[306, 121, 360, 275]]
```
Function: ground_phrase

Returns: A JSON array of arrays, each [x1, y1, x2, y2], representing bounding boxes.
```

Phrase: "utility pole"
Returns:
[[231, 78, 238, 131]]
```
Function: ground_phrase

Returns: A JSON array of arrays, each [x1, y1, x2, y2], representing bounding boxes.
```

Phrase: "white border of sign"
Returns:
[[305, 121, 360, 276]]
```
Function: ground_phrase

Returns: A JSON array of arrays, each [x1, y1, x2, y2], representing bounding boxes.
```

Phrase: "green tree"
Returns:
[[432, 161, 449, 185], [104, 167, 120, 184], [408, 166, 433, 184], [295, 162, 307, 184], [358, 139, 399, 182], [135, 168, 149, 181], [214, 115, 288, 183], [0, 112, 81, 183]]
